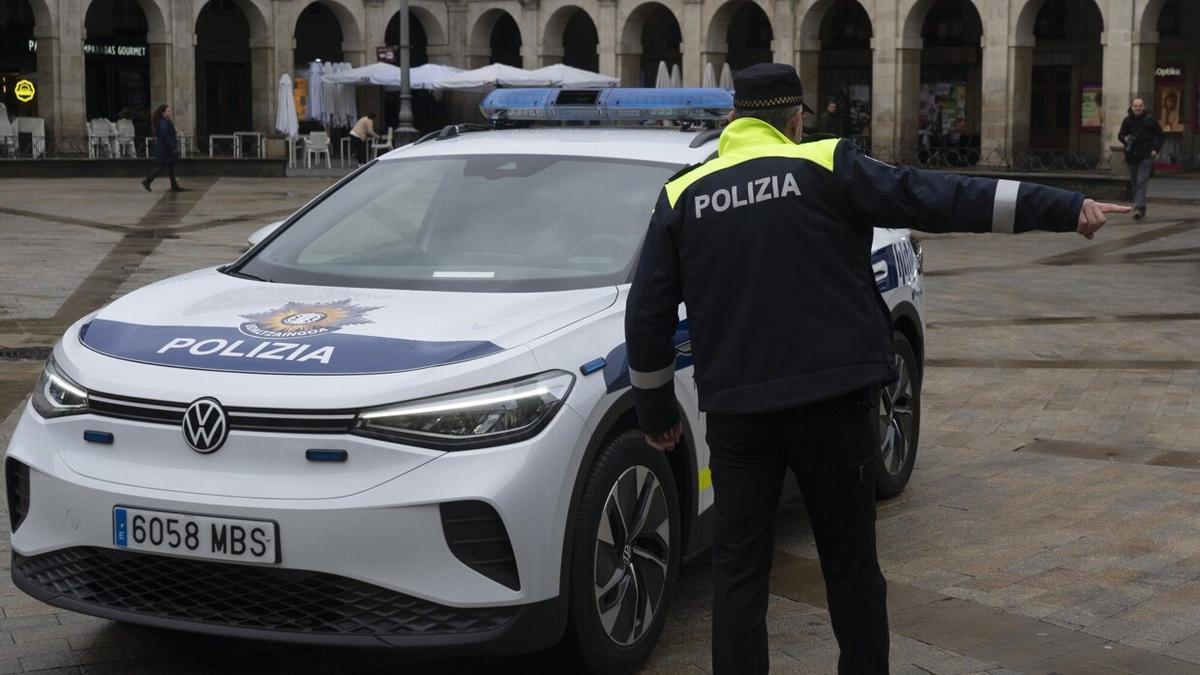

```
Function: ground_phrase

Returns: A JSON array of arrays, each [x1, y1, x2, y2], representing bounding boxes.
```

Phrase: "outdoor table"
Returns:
[[340, 136, 352, 167]]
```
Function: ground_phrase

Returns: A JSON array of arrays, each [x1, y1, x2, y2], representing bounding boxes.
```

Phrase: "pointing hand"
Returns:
[[1077, 199, 1130, 239]]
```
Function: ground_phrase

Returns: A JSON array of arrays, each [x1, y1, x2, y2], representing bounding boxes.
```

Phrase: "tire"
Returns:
[[560, 430, 681, 674], [876, 332, 921, 499]]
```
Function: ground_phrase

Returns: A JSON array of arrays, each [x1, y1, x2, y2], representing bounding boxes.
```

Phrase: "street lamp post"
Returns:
[[395, 0, 418, 142]]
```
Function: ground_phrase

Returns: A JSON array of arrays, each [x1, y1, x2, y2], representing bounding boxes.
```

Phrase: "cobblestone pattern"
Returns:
[[0, 179, 1198, 673]]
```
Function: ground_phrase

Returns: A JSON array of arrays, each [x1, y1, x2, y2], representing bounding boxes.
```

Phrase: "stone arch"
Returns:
[[20, 0, 54, 33], [901, 0, 985, 42], [294, 0, 363, 46], [193, 0, 269, 40], [703, 0, 773, 54], [83, 0, 167, 36], [1013, 0, 1105, 42], [82, 0, 157, 131], [542, 5, 599, 70], [1135, 0, 1167, 37], [619, 1, 682, 51], [382, 0, 447, 47], [618, 1, 682, 85], [797, 0, 873, 47], [469, 7, 522, 67]]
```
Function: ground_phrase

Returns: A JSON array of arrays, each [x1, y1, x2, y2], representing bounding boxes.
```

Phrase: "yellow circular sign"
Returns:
[[14, 79, 35, 103]]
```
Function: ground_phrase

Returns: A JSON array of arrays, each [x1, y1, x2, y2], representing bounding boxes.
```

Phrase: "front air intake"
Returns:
[[6, 459, 30, 533], [440, 501, 520, 591]]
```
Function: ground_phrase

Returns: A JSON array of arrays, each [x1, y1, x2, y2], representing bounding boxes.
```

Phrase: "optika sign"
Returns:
[[1155, 67, 1182, 78], [157, 338, 335, 365]]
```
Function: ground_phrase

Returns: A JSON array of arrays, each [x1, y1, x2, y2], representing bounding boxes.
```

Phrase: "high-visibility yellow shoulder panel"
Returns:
[[664, 137, 841, 208]]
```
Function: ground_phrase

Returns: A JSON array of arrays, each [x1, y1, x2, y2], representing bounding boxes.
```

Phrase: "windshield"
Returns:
[[236, 154, 681, 292]]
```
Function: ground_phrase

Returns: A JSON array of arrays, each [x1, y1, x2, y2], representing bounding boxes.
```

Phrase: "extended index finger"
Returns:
[[1096, 202, 1133, 213]]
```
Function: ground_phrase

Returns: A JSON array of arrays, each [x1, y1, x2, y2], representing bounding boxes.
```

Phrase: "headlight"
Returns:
[[352, 371, 575, 450], [31, 357, 90, 419]]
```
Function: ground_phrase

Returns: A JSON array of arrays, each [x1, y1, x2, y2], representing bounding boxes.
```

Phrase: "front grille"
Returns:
[[15, 547, 518, 636], [5, 459, 30, 532], [441, 501, 521, 591], [88, 392, 356, 434]]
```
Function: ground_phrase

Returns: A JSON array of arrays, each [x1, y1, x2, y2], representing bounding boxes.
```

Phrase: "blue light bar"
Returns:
[[480, 88, 734, 123]]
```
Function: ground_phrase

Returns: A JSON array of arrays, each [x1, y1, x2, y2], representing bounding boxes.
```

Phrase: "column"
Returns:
[[54, 6, 86, 152], [171, 0, 196, 141], [796, 42, 819, 114], [770, 0, 793, 70], [520, 0, 540, 68], [893, 43, 921, 161], [978, 1, 1011, 168], [681, 0, 703, 87], [1101, 27, 1135, 171], [1006, 40, 1033, 154], [147, 31, 174, 121], [250, 37, 275, 133], [597, 0, 617, 78], [31, 25, 61, 151], [446, 1, 469, 68]]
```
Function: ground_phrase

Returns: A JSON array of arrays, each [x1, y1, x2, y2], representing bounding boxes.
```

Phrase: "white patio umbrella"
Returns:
[[321, 65, 340, 126], [275, 73, 298, 138], [434, 63, 555, 91], [654, 61, 671, 88], [307, 61, 325, 122], [669, 63, 682, 88], [530, 64, 619, 88], [703, 62, 717, 88], [325, 62, 465, 90], [336, 63, 357, 125], [719, 62, 734, 91]]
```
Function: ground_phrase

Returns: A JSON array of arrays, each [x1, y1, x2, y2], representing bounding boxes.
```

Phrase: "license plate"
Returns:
[[113, 507, 278, 564]]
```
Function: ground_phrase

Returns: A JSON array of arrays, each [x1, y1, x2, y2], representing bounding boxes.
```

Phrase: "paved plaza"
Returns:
[[1, 176, 1199, 674]]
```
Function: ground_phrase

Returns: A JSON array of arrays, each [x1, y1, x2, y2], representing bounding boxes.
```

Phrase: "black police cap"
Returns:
[[732, 63, 816, 114]]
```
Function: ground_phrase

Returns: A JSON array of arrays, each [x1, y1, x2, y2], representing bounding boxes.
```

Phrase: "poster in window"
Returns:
[[1158, 85, 1184, 133], [1080, 83, 1102, 130]]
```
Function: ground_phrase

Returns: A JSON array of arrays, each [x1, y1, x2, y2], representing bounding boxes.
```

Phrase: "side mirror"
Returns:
[[247, 220, 285, 248]]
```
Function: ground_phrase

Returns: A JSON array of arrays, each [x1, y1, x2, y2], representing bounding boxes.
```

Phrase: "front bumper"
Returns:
[[13, 546, 560, 651], [4, 400, 589, 651]]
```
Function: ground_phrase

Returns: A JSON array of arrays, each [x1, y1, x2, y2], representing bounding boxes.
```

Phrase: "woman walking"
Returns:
[[141, 104, 184, 192]]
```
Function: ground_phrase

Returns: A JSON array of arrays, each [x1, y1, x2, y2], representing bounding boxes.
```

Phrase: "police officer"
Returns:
[[624, 63, 1128, 675]]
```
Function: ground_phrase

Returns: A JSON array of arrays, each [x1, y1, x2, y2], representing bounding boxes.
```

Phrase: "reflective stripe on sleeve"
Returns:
[[629, 364, 675, 389], [991, 179, 1020, 234]]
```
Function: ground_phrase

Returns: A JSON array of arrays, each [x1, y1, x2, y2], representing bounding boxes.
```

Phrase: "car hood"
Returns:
[[78, 268, 617, 376]]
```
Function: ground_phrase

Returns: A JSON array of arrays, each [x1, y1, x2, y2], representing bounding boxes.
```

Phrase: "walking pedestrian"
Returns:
[[1118, 97, 1165, 219], [349, 113, 378, 165], [141, 104, 184, 192], [624, 63, 1128, 675]]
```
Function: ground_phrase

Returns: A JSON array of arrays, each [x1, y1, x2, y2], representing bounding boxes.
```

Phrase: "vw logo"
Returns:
[[182, 398, 228, 454]]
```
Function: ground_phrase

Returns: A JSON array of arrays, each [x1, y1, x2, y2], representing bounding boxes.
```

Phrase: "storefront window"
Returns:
[[1, 0, 38, 117]]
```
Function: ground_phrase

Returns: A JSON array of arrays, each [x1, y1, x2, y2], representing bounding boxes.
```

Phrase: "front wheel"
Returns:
[[876, 332, 921, 498], [561, 430, 681, 674]]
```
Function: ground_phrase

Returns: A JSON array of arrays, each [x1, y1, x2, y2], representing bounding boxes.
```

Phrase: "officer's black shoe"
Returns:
[[169, 186, 186, 193], [141, 179, 151, 192]]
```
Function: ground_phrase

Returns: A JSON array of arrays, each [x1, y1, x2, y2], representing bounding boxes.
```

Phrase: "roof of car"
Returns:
[[381, 126, 718, 165]]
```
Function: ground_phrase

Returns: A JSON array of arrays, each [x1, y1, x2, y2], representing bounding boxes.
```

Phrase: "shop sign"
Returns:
[[1155, 67, 1182, 78], [25, 39, 147, 58], [376, 46, 397, 64], [84, 43, 148, 57], [14, 79, 35, 103]]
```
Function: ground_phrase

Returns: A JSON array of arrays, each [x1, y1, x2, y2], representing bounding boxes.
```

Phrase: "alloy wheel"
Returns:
[[593, 465, 671, 646], [880, 352, 916, 477]]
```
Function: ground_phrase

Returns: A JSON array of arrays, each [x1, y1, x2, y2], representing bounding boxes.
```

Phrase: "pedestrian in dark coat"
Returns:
[[142, 104, 184, 192], [1117, 97, 1164, 219]]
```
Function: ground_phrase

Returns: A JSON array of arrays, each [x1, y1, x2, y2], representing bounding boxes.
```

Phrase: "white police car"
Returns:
[[6, 89, 924, 672]]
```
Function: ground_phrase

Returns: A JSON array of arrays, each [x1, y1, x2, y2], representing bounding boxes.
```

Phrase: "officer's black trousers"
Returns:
[[707, 388, 889, 675]]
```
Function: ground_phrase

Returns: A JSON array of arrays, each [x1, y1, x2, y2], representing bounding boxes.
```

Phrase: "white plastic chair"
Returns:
[[15, 117, 45, 158], [304, 131, 331, 169], [369, 128, 393, 160], [0, 115, 16, 158], [116, 119, 137, 158], [87, 119, 111, 158]]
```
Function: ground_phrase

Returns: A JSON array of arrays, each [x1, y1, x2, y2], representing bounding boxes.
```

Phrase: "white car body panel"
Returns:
[[6, 124, 926, 650]]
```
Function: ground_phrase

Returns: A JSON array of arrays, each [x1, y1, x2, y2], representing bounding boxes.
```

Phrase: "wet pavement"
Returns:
[[1, 177, 1200, 673]]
